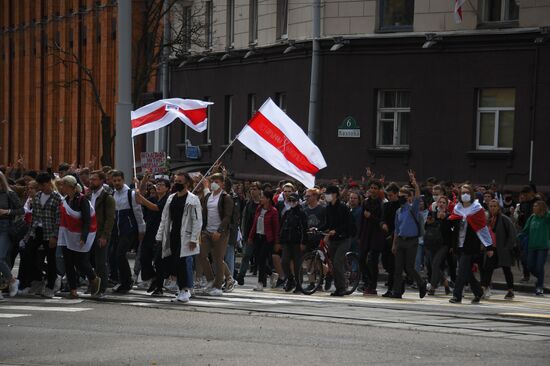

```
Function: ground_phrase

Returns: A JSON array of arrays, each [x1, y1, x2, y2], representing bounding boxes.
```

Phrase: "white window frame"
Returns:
[[376, 90, 410, 149], [249, 0, 258, 45], [226, 0, 235, 49], [476, 92, 515, 150], [481, 0, 519, 23]]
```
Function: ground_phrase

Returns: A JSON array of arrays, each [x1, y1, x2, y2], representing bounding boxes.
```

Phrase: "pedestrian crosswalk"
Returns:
[[0, 298, 92, 319]]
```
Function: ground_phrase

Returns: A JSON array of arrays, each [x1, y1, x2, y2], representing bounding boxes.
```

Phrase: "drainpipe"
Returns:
[[307, 0, 321, 144]]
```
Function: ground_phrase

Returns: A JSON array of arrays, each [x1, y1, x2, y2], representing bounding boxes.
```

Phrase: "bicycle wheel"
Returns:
[[298, 251, 323, 295], [342, 252, 360, 295]]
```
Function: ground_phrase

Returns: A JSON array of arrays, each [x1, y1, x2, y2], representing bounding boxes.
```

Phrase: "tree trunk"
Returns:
[[100, 114, 113, 167]]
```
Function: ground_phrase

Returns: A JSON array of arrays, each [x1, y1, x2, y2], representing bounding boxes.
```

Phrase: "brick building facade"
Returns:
[[0, 0, 156, 170]]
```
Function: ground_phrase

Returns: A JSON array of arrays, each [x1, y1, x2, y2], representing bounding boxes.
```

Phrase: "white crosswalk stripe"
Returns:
[[0, 313, 31, 318]]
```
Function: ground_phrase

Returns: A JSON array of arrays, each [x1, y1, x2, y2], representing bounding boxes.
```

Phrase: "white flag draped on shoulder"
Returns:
[[131, 98, 213, 137], [237, 98, 327, 188]]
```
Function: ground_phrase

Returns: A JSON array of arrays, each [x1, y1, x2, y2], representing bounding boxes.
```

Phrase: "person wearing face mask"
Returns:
[[279, 193, 308, 293], [198, 173, 234, 296], [134, 177, 170, 296], [156, 172, 202, 303], [448, 184, 495, 304], [322, 185, 355, 297], [390, 170, 427, 299]]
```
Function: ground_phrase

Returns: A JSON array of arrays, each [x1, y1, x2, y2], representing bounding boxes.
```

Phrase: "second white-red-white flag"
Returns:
[[131, 98, 213, 137], [237, 98, 327, 188]]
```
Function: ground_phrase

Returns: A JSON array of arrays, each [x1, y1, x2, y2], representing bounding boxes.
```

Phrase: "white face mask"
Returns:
[[461, 193, 471, 203], [433, 195, 440, 203], [325, 194, 334, 203], [210, 182, 220, 192]]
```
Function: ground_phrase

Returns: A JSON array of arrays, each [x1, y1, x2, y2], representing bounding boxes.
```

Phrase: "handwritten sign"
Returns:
[[140, 152, 167, 174]]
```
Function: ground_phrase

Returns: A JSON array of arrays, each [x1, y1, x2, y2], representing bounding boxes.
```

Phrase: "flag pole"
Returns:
[[191, 132, 241, 194], [131, 135, 137, 179]]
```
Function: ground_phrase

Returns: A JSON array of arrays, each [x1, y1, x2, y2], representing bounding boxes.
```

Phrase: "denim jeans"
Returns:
[[225, 244, 235, 277], [528, 249, 548, 289]]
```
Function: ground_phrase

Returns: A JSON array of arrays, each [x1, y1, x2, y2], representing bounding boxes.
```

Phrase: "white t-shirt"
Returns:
[[256, 209, 267, 235], [40, 193, 50, 207], [206, 192, 222, 233]]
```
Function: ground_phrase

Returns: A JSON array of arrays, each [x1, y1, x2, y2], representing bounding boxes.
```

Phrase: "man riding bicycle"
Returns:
[[322, 186, 355, 297]]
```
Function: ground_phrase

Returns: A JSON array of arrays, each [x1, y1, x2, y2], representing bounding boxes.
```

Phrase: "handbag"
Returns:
[[6, 192, 28, 243]]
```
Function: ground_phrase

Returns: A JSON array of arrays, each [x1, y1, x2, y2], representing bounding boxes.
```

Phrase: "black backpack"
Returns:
[[423, 220, 444, 250], [280, 209, 305, 244]]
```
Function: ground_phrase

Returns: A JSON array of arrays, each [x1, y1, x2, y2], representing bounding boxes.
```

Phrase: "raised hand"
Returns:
[[407, 169, 417, 186]]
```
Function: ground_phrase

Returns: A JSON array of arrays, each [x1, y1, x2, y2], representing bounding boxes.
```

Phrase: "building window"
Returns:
[[477, 88, 515, 150], [224, 95, 233, 144], [277, 0, 289, 40], [226, 0, 235, 48], [205, 0, 213, 49], [249, 0, 258, 45], [247, 93, 257, 120], [376, 90, 410, 148], [204, 96, 212, 144], [379, 0, 414, 32], [482, 0, 519, 23], [182, 6, 192, 51], [276, 92, 287, 112]]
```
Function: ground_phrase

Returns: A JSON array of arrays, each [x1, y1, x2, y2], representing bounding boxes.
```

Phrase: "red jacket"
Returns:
[[248, 205, 280, 244]]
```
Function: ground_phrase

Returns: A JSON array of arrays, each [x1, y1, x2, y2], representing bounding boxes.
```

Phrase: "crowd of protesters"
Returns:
[[0, 157, 549, 303]]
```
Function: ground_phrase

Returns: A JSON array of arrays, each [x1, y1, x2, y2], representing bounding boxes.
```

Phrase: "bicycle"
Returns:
[[297, 229, 360, 295]]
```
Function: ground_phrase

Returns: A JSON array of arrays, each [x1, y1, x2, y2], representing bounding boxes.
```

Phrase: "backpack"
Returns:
[[280, 208, 305, 244], [423, 220, 444, 250], [229, 192, 241, 229]]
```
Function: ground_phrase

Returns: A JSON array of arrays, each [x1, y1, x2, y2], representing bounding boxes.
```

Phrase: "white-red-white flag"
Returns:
[[454, 0, 466, 23], [131, 98, 213, 137], [237, 98, 327, 188]]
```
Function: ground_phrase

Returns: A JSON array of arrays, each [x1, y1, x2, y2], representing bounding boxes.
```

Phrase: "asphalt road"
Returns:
[[1, 282, 549, 366]]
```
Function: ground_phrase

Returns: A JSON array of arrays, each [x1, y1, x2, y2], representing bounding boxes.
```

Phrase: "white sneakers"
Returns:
[[206, 287, 223, 296], [176, 290, 191, 303], [223, 278, 236, 293], [482, 287, 492, 300], [270, 273, 279, 289], [9, 279, 19, 297], [53, 276, 62, 293], [253, 282, 264, 292]]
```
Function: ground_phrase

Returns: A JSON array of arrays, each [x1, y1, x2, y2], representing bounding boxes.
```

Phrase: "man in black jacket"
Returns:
[[323, 186, 353, 297], [360, 180, 386, 295], [280, 193, 308, 293], [380, 183, 401, 297]]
